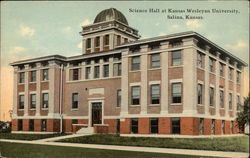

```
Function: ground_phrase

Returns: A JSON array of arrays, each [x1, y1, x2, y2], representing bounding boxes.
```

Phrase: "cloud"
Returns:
[[171, 24, 180, 30], [186, 20, 202, 30], [10, 46, 26, 54], [77, 42, 82, 49], [19, 24, 35, 37], [159, 32, 166, 36], [225, 41, 248, 53], [80, 19, 92, 26], [62, 26, 72, 34]]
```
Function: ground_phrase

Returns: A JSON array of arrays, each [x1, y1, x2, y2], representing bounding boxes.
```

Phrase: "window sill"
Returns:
[[197, 104, 204, 106], [170, 103, 182, 106], [129, 105, 140, 107], [169, 65, 183, 68], [29, 81, 36, 84], [209, 106, 215, 108], [209, 72, 216, 75], [18, 83, 25, 85], [71, 108, 79, 111], [219, 107, 225, 110], [116, 106, 121, 108], [29, 108, 36, 111], [148, 104, 160, 107], [41, 80, 49, 82], [197, 67, 205, 70], [41, 108, 48, 110], [18, 109, 24, 111], [148, 68, 161, 71], [130, 70, 140, 73]]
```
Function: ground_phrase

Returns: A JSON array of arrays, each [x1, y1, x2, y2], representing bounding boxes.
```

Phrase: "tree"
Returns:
[[236, 93, 250, 133]]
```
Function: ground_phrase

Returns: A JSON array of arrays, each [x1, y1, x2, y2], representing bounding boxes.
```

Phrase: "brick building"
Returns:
[[11, 8, 247, 135]]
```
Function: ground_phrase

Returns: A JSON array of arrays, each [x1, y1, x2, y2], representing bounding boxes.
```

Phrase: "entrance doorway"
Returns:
[[91, 102, 102, 126]]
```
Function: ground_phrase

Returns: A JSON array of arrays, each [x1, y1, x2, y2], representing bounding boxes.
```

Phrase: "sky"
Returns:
[[0, 1, 249, 121]]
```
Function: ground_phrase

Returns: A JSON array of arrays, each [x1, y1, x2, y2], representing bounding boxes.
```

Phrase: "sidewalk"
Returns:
[[0, 139, 248, 158], [34, 133, 92, 142]]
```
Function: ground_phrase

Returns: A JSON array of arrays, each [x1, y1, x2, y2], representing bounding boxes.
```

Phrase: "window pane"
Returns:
[[151, 84, 160, 104], [172, 51, 181, 66], [131, 118, 138, 134], [172, 118, 180, 134], [150, 118, 158, 134], [132, 86, 140, 105], [151, 54, 160, 68], [132, 56, 140, 70]]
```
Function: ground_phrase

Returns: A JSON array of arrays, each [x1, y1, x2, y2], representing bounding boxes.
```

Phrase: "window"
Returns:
[[131, 86, 140, 105], [222, 120, 225, 134], [237, 95, 240, 111], [86, 38, 91, 49], [219, 63, 224, 77], [72, 69, 79, 80], [151, 84, 160, 104], [29, 119, 34, 131], [113, 63, 121, 76], [236, 71, 240, 83], [172, 83, 181, 103], [199, 118, 204, 135], [95, 36, 100, 47], [116, 119, 120, 133], [150, 118, 158, 134], [19, 72, 25, 83], [30, 94, 36, 109], [209, 58, 214, 72], [229, 68, 233, 80], [117, 35, 121, 45], [42, 93, 49, 108], [220, 90, 224, 108], [151, 53, 160, 68], [229, 93, 233, 110], [72, 119, 78, 124], [41, 119, 46, 132], [172, 50, 181, 66], [197, 52, 203, 68], [211, 119, 215, 135], [104, 35, 109, 45], [30, 71, 36, 82], [131, 118, 138, 134], [42, 69, 49, 81], [230, 121, 233, 134], [94, 66, 100, 78], [171, 118, 180, 134], [103, 65, 109, 77], [124, 38, 128, 43], [209, 87, 214, 106], [85, 67, 91, 79], [131, 56, 140, 71], [72, 93, 78, 109], [197, 84, 203, 104], [18, 119, 23, 131], [19, 95, 24, 109], [117, 90, 121, 107]]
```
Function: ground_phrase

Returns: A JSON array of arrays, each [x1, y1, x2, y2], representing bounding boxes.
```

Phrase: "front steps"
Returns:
[[76, 127, 94, 134]]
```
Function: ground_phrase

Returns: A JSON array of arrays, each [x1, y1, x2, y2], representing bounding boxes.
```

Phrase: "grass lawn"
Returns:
[[59, 134, 249, 152], [0, 133, 68, 140], [0, 142, 216, 158]]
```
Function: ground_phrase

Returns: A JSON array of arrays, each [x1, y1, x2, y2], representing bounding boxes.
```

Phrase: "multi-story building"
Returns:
[[11, 8, 247, 135]]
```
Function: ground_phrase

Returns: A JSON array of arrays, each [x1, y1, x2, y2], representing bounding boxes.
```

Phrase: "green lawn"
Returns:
[[0, 133, 68, 140], [59, 134, 249, 152], [0, 142, 215, 158]]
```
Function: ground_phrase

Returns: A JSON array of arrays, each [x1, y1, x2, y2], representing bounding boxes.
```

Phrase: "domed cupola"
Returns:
[[94, 8, 129, 25], [80, 8, 140, 54]]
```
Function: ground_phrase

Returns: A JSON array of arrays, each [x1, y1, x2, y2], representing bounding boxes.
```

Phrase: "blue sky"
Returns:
[[0, 1, 249, 120]]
